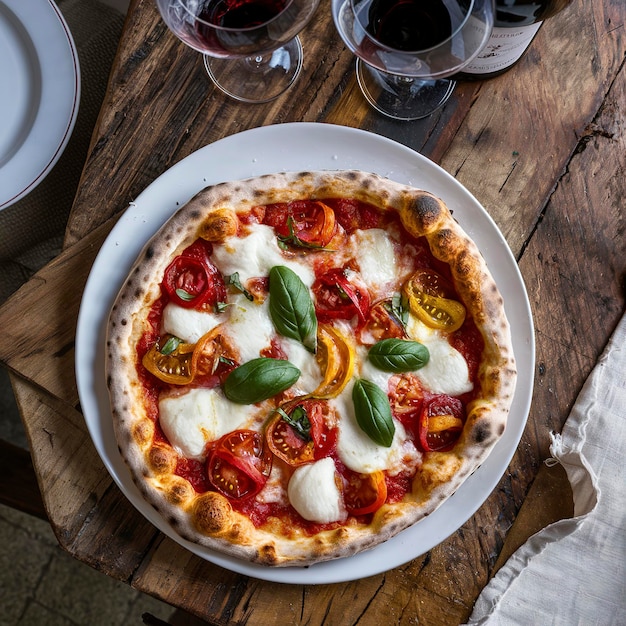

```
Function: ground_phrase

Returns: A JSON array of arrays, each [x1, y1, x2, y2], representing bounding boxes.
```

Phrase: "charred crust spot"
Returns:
[[189, 209, 201, 220], [412, 194, 443, 228], [258, 544, 278, 564], [497, 423, 505, 436], [145, 246, 155, 260], [346, 171, 359, 181], [473, 422, 492, 444]]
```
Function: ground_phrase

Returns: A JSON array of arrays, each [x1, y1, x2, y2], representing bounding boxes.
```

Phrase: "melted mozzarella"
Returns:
[[223, 294, 275, 362], [162, 303, 221, 343], [211, 223, 315, 286], [159, 388, 255, 459], [280, 337, 322, 394], [405, 315, 473, 396], [351, 228, 397, 294], [288, 458, 346, 523]]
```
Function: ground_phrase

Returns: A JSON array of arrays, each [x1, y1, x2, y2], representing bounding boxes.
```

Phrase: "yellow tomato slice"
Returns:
[[403, 272, 466, 333], [427, 414, 464, 433], [142, 335, 195, 385], [313, 324, 355, 398]]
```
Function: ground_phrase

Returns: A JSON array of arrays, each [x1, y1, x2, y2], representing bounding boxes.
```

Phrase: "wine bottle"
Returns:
[[458, 0, 573, 79]]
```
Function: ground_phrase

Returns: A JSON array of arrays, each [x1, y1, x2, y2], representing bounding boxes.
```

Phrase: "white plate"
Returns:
[[0, 0, 80, 210], [76, 122, 534, 584]]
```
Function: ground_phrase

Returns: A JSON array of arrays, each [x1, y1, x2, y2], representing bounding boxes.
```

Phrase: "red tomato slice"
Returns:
[[265, 399, 337, 466], [163, 239, 227, 309], [360, 300, 405, 344], [312, 268, 370, 323], [264, 200, 337, 247], [207, 430, 272, 499], [341, 468, 387, 515], [418, 395, 465, 452]]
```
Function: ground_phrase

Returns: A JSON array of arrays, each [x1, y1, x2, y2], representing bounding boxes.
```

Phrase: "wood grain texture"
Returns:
[[1, 0, 624, 623]]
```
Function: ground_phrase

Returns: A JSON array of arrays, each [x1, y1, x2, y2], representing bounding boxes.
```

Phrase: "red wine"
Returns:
[[457, 0, 573, 78], [200, 0, 289, 29], [364, 0, 452, 51], [181, 0, 291, 57]]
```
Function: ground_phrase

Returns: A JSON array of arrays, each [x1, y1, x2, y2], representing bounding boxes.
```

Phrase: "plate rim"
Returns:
[[76, 121, 535, 584], [0, 0, 80, 210]]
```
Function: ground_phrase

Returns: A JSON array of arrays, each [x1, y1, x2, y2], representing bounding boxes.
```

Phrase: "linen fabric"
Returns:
[[466, 312, 626, 625]]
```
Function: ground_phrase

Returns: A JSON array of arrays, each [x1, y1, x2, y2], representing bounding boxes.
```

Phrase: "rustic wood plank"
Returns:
[[440, 0, 626, 255], [10, 377, 158, 580], [0, 219, 116, 404], [63, 0, 466, 248]]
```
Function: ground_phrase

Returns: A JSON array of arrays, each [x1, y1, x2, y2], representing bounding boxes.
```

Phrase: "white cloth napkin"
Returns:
[[466, 312, 626, 625]]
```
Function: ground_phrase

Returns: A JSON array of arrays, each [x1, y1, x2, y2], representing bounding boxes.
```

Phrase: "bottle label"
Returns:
[[462, 23, 543, 75]]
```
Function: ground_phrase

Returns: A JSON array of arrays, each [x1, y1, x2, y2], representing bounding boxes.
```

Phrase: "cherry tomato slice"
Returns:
[[313, 324, 355, 399], [142, 335, 195, 385], [360, 300, 406, 344], [265, 399, 337, 466], [266, 411, 315, 467], [264, 200, 337, 247], [163, 239, 226, 309], [418, 395, 465, 452], [409, 269, 456, 299], [403, 270, 466, 333], [207, 430, 272, 500], [191, 326, 238, 383], [312, 268, 370, 323], [342, 469, 387, 515]]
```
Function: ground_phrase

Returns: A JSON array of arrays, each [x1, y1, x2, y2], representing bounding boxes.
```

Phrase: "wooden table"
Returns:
[[1, 0, 624, 623]]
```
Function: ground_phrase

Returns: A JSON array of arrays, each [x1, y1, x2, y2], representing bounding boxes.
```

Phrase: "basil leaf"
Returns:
[[175, 288, 195, 302], [368, 338, 430, 373], [383, 293, 409, 328], [160, 336, 182, 355], [269, 266, 317, 353], [227, 272, 254, 301], [352, 379, 395, 447], [223, 358, 301, 404], [277, 406, 311, 441]]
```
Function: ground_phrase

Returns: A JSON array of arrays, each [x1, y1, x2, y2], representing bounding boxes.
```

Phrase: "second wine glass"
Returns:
[[332, 0, 494, 120], [156, 0, 320, 103]]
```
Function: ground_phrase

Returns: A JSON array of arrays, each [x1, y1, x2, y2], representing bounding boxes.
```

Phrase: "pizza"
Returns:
[[106, 170, 516, 567]]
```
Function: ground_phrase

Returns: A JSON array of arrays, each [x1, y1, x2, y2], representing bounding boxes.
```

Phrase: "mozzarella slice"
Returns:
[[223, 294, 275, 362], [159, 388, 255, 459], [211, 223, 315, 286], [288, 458, 347, 524], [405, 315, 473, 396], [280, 336, 322, 394], [161, 303, 221, 343], [351, 228, 398, 293]]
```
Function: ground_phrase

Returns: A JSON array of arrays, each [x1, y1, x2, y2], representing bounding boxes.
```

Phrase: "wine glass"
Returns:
[[332, 0, 494, 120], [156, 0, 320, 103]]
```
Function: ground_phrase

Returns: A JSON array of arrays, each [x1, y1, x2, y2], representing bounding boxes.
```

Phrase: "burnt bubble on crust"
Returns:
[[409, 192, 445, 232]]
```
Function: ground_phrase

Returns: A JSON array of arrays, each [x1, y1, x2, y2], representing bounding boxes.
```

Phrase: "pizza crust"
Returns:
[[106, 170, 517, 566]]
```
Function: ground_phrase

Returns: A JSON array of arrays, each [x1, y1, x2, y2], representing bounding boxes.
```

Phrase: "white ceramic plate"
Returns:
[[76, 122, 534, 584], [0, 0, 80, 210]]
